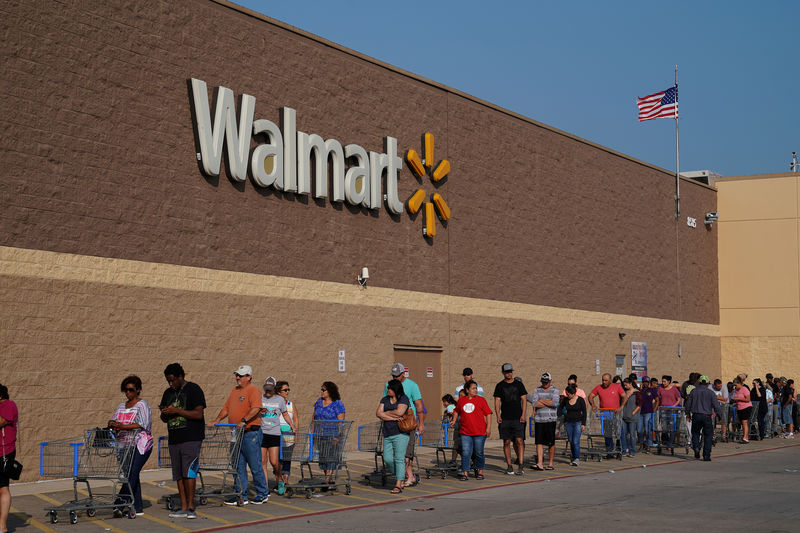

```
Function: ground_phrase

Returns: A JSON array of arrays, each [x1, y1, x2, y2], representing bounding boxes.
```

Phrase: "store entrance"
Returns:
[[393, 346, 442, 420]]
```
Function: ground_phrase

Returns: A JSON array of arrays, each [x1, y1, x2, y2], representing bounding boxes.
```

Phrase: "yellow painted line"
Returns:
[[336, 492, 383, 503], [396, 484, 439, 495], [307, 498, 351, 509], [139, 493, 233, 525], [138, 513, 192, 532], [265, 498, 315, 513], [10, 506, 57, 533], [33, 493, 61, 506], [227, 505, 278, 519]]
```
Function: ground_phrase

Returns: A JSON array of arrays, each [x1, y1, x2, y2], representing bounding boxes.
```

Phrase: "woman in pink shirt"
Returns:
[[731, 377, 753, 443]]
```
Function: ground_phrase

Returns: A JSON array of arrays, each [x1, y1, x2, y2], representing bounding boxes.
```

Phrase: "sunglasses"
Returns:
[[280, 388, 290, 393], [235, 374, 245, 378], [320, 388, 327, 392], [124, 388, 137, 393]]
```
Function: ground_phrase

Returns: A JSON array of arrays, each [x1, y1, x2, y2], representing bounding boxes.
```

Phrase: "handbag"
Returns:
[[1, 427, 22, 480], [397, 409, 417, 433]]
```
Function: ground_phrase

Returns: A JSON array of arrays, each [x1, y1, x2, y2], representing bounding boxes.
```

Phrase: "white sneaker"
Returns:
[[168, 510, 188, 518]]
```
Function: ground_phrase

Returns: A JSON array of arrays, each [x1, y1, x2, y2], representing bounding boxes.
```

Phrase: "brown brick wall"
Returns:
[[0, 249, 719, 481], [0, 0, 718, 324]]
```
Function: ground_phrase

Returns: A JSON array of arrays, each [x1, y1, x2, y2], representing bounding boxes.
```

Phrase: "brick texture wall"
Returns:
[[0, 0, 718, 326]]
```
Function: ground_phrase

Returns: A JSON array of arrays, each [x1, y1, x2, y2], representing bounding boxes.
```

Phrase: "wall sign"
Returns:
[[189, 79, 451, 239], [338, 349, 346, 372]]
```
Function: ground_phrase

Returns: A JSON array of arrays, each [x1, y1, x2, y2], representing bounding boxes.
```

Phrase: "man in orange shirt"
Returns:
[[209, 365, 269, 505]]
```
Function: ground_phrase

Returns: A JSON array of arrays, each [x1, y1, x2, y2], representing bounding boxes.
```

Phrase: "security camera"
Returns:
[[705, 212, 718, 221], [357, 267, 369, 287]]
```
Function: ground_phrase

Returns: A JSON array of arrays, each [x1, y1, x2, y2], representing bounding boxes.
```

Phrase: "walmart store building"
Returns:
[[1, 1, 720, 479]]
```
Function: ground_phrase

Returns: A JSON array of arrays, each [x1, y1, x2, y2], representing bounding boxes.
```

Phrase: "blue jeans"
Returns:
[[621, 419, 638, 455], [640, 413, 654, 446], [564, 421, 582, 461], [236, 430, 269, 499], [690, 414, 714, 459], [382, 433, 409, 482], [460, 434, 486, 473], [118, 446, 152, 512]]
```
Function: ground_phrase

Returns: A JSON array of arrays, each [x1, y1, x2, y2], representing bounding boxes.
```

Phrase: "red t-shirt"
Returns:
[[658, 386, 682, 407], [455, 396, 492, 436], [590, 383, 626, 409]]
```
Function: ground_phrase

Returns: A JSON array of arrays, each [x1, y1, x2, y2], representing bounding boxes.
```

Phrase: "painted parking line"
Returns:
[[10, 506, 57, 533], [72, 487, 191, 532]]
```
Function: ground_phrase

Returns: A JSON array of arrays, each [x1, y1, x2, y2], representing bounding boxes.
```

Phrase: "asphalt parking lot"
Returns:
[[7, 436, 800, 533]]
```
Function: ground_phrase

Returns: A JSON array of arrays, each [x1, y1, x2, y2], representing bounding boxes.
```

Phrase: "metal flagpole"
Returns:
[[674, 65, 680, 219]]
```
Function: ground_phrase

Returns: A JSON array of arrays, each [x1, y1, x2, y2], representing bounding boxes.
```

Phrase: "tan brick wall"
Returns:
[[1, 247, 719, 482], [721, 337, 800, 382]]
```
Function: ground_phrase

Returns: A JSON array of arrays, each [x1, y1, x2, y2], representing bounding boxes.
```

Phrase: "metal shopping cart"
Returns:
[[284, 420, 353, 498], [655, 406, 689, 455], [158, 424, 245, 509], [40, 428, 139, 525], [358, 421, 389, 486], [419, 422, 459, 479], [584, 409, 622, 461]]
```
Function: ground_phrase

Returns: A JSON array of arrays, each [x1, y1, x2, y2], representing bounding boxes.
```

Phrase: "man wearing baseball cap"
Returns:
[[385, 363, 425, 486], [455, 368, 484, 397], [530, 372, 559, 471], [209, 365, 269, 504], [684, 375, 723, 461], [493, 363, 527, 475]]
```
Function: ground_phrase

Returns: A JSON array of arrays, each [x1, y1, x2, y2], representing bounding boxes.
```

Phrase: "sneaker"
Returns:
[[694, 449, 701, 459], [702, 458, 711, 462], [787, 433, 795, 439], [506, 464, 515, 475], [277, 481, 286, 495], [168, 510, 188, 518], [516, 464, 524, 476], [569, 460, 577, 466], [251, 494, 269, 505], [186, 509, 196, 519]]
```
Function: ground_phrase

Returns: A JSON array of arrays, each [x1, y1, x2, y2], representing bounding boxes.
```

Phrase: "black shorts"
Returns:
[[534, 421, 556, 446], [498, 419, 526, 441], [261, 433, 281, 448], [0, 450, 14, 488], [405, 433, 416, 459], [737, 407, 752, 423]]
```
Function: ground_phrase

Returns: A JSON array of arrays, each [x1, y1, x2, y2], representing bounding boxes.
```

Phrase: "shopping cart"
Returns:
[[40, 428, 139, 525], [159, 424, 245, 509], [584, 409, 622, 461], [655, 406, 689, 455], [419, 422, 459, 479], [358, 421, 389, 486], [284, 420, 353, 498]]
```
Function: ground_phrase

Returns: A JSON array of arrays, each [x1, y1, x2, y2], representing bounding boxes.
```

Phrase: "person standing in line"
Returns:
[[452, 381, 492, 481], [314, 381, 346, 485], [384, 364, 425, 487], [455, 368, 484, 397], [685, 375, 723, 461], [711, 379, 730, 440], [559, 384, 586, 466], [731, 377, 752, 443], [559, 375, 586, 400], [259, 377, 293, 496], [108, 375, 153, 516], [750, 378, 768, 440], [530, 372, 559, 471], [587, 373, 626, 456], [376, 379, 411, 494], [208, 365, 269, 505], [159, 363, 206, 519], [656, 375, 682, 451], [639, 377, 658, 453], [782, 378, 795, 438], [275, 381, 298, 493], [493, 363, 528, 475], [0, 384, 18, 533], [620, 378, 641, 457]]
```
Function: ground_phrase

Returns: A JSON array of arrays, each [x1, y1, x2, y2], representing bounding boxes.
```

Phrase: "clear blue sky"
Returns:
[[235, 0, 798, 177]]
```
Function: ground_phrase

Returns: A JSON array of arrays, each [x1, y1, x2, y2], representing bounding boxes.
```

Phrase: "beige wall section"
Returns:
[[0, 246, 719, 482], [716, 172, 800, 379]]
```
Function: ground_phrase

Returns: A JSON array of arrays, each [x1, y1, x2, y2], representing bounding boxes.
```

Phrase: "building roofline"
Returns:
[[214, 1, 715, 192]]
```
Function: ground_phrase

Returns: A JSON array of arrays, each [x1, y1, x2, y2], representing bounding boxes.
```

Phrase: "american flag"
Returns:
[[637, 86, 678, 121]]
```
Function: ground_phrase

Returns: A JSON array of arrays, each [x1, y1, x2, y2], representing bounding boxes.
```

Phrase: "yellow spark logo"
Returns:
[[406, 133, 451, 238]]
